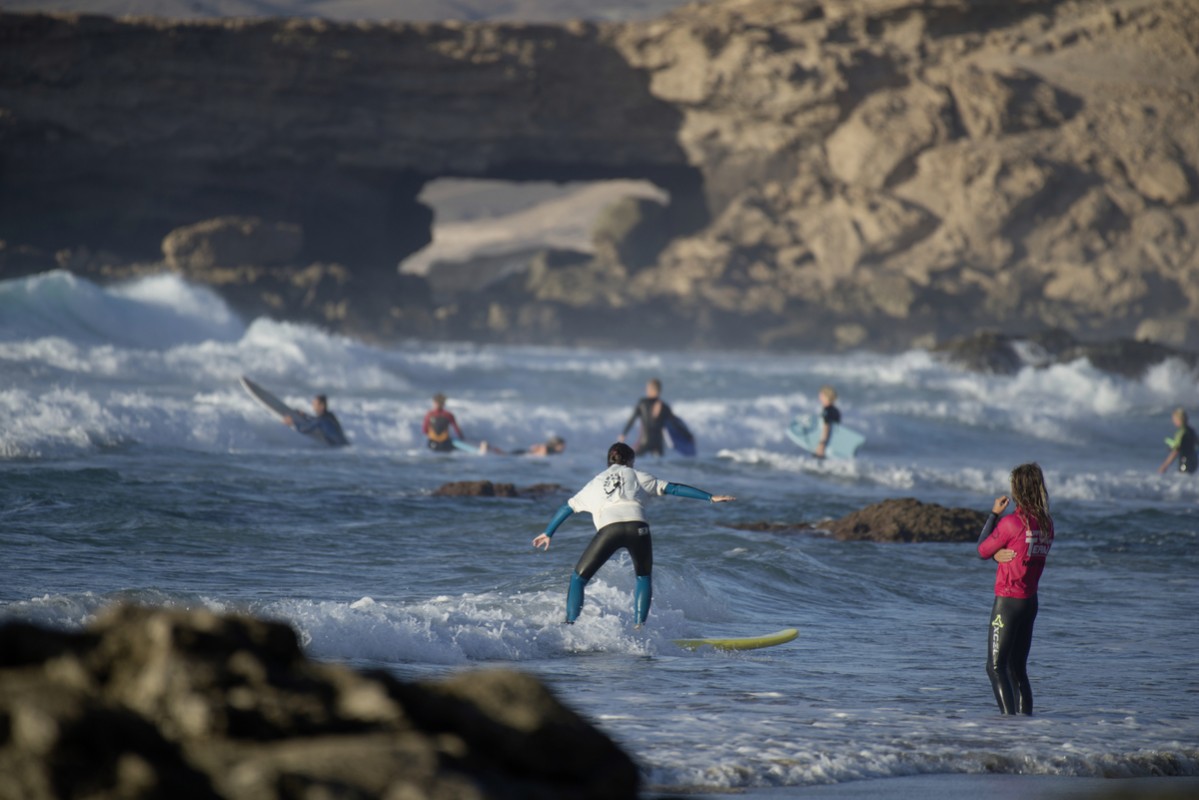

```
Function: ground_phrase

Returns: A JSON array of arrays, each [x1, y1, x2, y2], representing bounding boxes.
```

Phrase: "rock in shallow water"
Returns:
[[826, 498, 988, 543], [0, 606, 639, 800]]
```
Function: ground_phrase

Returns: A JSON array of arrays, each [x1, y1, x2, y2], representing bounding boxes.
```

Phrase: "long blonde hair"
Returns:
[[1010, 462, 1052, 533]]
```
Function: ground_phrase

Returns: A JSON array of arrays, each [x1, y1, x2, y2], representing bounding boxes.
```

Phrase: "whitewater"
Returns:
[[2, 270, 1197, 793]]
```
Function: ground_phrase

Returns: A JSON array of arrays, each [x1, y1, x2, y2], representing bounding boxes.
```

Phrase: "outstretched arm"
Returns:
[[532, 503, 574, 550], [621, 404, 640, 438], [664, 483, 735, 503], [1158, 448, 1179, 474]]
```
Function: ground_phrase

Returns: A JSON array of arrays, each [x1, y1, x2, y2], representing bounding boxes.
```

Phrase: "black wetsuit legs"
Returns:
[[987, 595, 1038, 715], [574, 521, 653, 580]]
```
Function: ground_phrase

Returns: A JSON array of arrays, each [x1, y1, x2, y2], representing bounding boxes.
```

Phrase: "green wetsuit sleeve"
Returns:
[[1166, 428, 1184, 449], [544, 503, 574, 537], [664, 482, 712, 501]]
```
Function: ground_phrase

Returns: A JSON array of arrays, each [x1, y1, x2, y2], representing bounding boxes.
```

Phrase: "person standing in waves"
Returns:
[[532, 443, 734, 626], [976, 462, 1055, 715], [1158, 407, 1197, 475], [620, 378, 675, 457]]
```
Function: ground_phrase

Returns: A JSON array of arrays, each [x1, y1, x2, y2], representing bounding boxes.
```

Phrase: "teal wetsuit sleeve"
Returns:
[[544, 503, 574, 536], [664, 482, 713, 501]]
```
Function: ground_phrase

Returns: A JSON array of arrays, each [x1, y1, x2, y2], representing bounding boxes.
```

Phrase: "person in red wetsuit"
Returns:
[[976, 462, 1055, 715], [422, 393, 465, 452]]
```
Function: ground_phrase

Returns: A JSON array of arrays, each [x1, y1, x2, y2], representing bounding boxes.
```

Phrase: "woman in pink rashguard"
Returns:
[[976, 463, 1055, 715]]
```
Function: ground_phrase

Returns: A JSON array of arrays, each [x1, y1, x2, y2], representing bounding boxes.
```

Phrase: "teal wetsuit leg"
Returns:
[[566, 572, 587, 623], [634, 575, 652, 625]]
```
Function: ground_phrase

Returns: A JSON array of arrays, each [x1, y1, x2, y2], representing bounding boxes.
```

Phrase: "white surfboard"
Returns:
[[787, 414, 865, 459], [240, 376, 348, 446]]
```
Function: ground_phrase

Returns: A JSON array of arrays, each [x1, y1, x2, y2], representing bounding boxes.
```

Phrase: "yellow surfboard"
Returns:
[[673, 627, 798, 651]]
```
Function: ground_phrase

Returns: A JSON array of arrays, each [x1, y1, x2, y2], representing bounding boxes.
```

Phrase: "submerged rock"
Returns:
[[825, 498, 988, 543], [432, 481, 568, 499], [433, 480, 520, 497], [0, 606, 639, 800]]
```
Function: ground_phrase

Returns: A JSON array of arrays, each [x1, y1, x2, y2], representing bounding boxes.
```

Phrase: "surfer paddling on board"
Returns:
[[620, 378, 677, 457], [976, 463, 1055, 715], [509, 435, 567, 457], [532, 442, 734, 626], [1157, 407, 1197, 475], [813, 385, 841, 460], [282, 394, 348, 447]]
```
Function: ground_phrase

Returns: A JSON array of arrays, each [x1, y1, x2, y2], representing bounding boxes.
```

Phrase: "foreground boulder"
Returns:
[[0, 606, 639, 800], [825, 498, 988, 543]]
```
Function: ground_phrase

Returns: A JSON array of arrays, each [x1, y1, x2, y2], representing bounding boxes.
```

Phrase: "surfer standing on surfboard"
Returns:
[[532, 442, 734, 626], [619, 378, 675, 456]]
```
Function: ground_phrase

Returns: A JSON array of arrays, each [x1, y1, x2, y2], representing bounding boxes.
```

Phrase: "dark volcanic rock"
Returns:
[[935, 329, 1199, 377], [933, 331, 1024, 374], [434, 480, 520, 497], [433, 481, 568, 498], [825, 498, 988, 543], [162, 216, 304, 271], [3, 1, 1199, 349], [0, 606, 639, 800], [727, 521, 817, 534]]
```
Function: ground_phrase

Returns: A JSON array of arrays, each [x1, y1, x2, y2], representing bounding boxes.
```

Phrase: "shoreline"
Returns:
[[655, 774, 1199, 799]]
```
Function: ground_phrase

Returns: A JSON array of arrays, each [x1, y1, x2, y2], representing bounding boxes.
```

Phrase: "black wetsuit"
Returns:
[[622, 397, 674, 457], [822, 404, 841, 426], [573, 521, 653, 582], [1174, 424, 1197, 474], [987, 595, 1038, 714]]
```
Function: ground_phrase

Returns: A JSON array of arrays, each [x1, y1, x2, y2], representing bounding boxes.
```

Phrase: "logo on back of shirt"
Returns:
[[603, 472, 624, 498], [1025, 527, 1052, 559]]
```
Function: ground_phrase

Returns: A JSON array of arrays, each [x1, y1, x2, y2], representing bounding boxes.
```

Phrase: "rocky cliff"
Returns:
[[0, 606, 639, 799], [2, 0, 1198, 350]]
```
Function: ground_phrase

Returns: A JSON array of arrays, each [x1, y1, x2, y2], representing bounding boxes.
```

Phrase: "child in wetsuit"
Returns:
[[813, 384, 841, 460], [422, 393, 464, 452], [1158, 407, 1197, 475], [531, 443, 734, 626]]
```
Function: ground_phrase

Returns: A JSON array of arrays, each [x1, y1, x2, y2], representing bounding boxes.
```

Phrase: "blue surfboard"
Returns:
[[665, 415, 696, 457], [786, 414, 864, 459]]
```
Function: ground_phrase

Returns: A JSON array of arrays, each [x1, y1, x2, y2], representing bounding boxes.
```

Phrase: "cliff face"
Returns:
[[2, 0, 1198, 349], [611, 0, 1199, 349]]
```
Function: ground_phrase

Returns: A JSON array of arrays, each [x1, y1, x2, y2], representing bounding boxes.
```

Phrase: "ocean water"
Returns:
[[2, 270, 1197, 792]]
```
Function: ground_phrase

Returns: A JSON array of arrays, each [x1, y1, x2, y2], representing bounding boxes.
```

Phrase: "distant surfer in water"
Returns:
[[283, 394, 348, 447], [976, 463, 1055, 715], [620, 378, 675, 456], [532, 442, 734, 626], [509, 435, 566, 457], [1157, 407, 1197, 475], [813, 385, 841, 460], [422, 393, 467, 453]]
